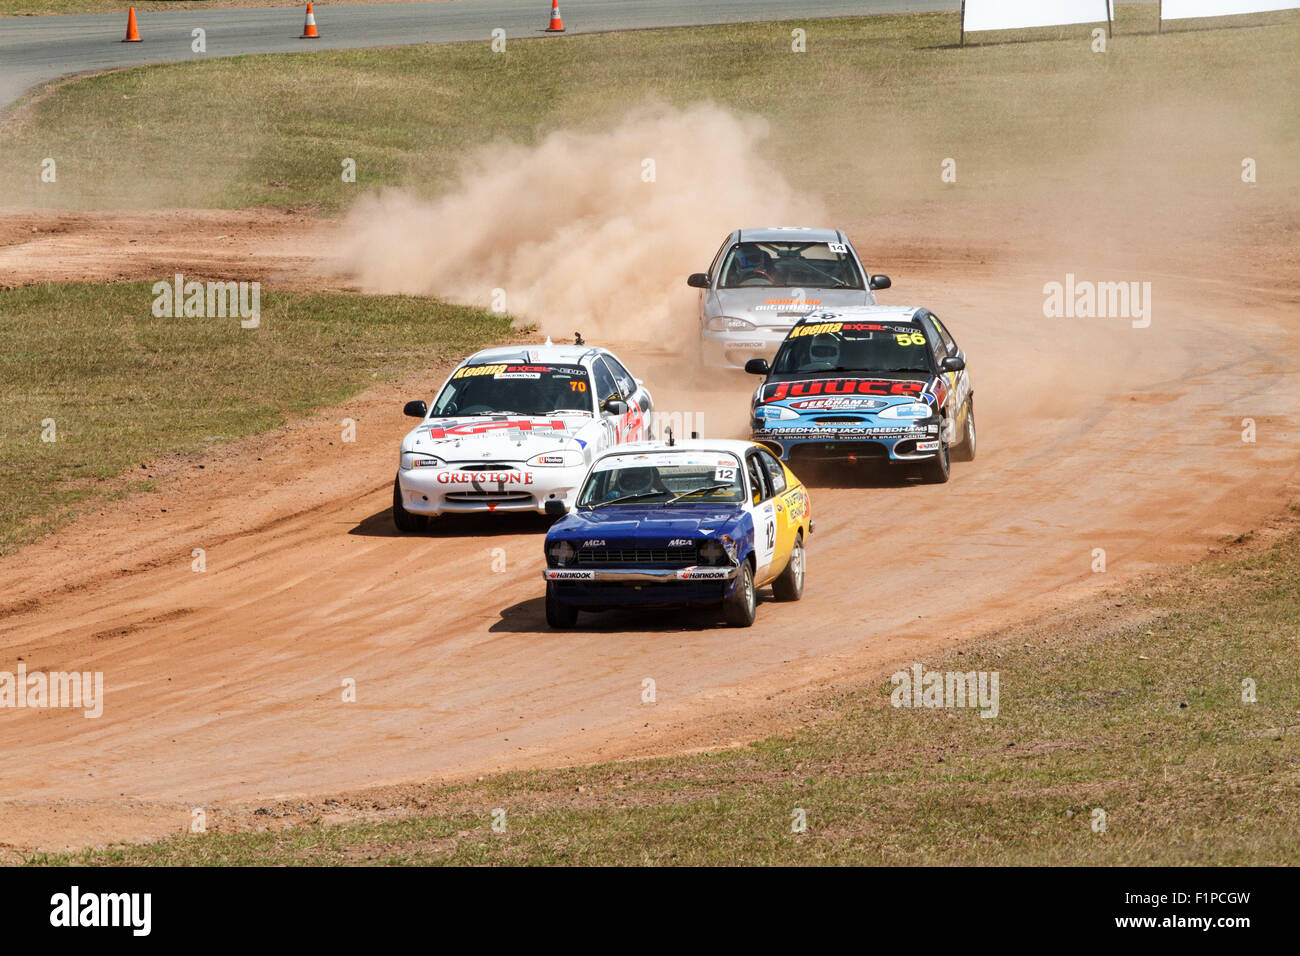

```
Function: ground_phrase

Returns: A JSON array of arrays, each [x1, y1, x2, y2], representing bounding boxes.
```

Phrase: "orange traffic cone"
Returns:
[[545, 0, 564, 33], [300, 3, 319, 39], [122, 7, 141, 43]]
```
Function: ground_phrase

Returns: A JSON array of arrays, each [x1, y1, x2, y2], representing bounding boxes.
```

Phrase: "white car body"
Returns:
[[689, 226, 891, 370], [395, 344, 654, 521]]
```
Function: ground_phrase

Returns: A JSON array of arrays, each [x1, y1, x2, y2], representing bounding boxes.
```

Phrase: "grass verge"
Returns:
[[0, 282, 512, 554], [3, 8, 1297, 211], [28, 516, 1300, 865]]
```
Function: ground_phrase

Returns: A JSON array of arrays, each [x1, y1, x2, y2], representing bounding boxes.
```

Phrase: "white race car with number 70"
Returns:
[[393, 342, 654, 531]]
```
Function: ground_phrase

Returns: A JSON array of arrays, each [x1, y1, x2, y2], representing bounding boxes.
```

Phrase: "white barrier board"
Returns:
[[1162, 0, 1299, 19], [963, 0, 1112, 32]]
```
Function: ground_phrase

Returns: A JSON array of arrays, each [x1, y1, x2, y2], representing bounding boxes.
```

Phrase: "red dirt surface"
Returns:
[[0, 208, 1297, 853]]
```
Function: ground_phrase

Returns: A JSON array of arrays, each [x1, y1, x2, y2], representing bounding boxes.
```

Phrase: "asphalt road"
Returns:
[[0, 0, 955, 109]]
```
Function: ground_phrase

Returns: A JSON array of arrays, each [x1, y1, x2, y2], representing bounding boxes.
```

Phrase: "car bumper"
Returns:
[[543, 566, 738, 583], [754, 419, 944, 463], [701, 327, 793, 369], [544, 565, 739, 607], [397, 464, 582, 516]]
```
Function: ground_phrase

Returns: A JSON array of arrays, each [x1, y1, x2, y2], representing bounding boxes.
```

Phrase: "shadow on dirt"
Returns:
[[349, 509, 557, 538], [795, 460, 930, 489], [490, 595, 760, 634]]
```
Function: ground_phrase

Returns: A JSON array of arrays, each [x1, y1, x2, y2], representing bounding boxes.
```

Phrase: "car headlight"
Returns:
[[706, 316, 757, 332], [698, 539, 729, 566], [527, 450, 584, 467], [401, 452, 444, 469], [753, 404, 798, 421], [877, 402, 933, 420], [547, 540, 576, 567]]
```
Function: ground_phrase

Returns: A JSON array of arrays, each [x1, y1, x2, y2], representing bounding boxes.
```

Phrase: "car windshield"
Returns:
[[772, 320, 934, 375], [578, 452, 745, 508], [718, 241, 863, 290], [431, 363, 593, 417]]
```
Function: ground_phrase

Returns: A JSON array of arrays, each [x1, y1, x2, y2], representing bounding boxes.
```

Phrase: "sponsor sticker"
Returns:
[[676, 567, 732, 580], [787, 396, 887, 411], [763, 379, 925, 403], [426, 419, 567, 440], [436, 471, 536, 484], [545, 569, 595, 580]]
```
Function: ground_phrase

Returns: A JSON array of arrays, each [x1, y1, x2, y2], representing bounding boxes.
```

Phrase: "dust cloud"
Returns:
[[338, 102, 823, 342]]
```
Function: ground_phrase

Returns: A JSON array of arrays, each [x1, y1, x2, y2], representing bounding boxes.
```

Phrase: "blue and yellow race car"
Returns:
[[541, 439, 813, 628], [744, 306, 975, 483]]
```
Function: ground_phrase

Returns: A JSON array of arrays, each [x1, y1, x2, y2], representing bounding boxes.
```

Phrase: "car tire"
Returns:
[[722, 559, 757, 627], [951, 397, 977, 463], [392, 474, 429, 532], [771, 533, 805, 602], [545, 584, 579, 629], [919, 430, 951, 484]]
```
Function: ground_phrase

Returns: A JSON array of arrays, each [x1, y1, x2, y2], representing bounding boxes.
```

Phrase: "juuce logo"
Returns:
[[49, 886, 151, 937]]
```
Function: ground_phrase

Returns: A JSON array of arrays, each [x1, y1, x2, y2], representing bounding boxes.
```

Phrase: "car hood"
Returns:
[[402, 414, 597, 462], [710, 287, 873, 328], [550, 507, 743, 545]]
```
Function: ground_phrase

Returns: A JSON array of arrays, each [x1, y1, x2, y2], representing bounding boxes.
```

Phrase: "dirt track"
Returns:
[[1, 206, 1297, 852]]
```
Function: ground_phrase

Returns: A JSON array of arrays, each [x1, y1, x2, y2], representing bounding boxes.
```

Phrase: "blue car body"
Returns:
[[544, 507, 755, 607]]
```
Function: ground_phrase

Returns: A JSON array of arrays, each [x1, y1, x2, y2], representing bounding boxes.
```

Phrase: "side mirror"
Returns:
[[403, 400, 428, 418], [869, 274, 891, 291], [604, 399, 628, 416], [941, 355, 965, 372], [744, 358, 770, 376], [687, 273, 711, 289], [544, 500, 568, 517]]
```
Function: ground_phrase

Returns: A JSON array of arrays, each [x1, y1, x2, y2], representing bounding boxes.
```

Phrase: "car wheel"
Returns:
[[392, 474, 429, 532], [545, 584, 579, 629], [722, 560, 757, 627], [919, 430, 951, 484], [771, 533, 805, 602], [951, 397, 977, 462]]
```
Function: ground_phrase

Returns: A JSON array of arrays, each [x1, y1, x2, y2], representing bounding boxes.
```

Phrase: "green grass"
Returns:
[[31, 520, 1300, 865], [0, 282, 512, 554], [4, 8, 1297, 212]]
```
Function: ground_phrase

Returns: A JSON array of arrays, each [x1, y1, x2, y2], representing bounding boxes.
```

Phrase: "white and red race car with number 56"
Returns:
[[393, 342, 654, 531]]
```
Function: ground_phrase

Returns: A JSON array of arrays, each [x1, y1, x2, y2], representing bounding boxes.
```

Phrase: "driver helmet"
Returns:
[[610, 466, 658, 498], [808, 333, 841, 364], [735, 243, 770, 273]]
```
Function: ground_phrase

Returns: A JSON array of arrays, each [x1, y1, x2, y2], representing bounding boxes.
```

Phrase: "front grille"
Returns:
[[445, 491, 533, 502], [449, 463, 516, 470], [576, 547, 698, 567], [812, 415, 867, 423]]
